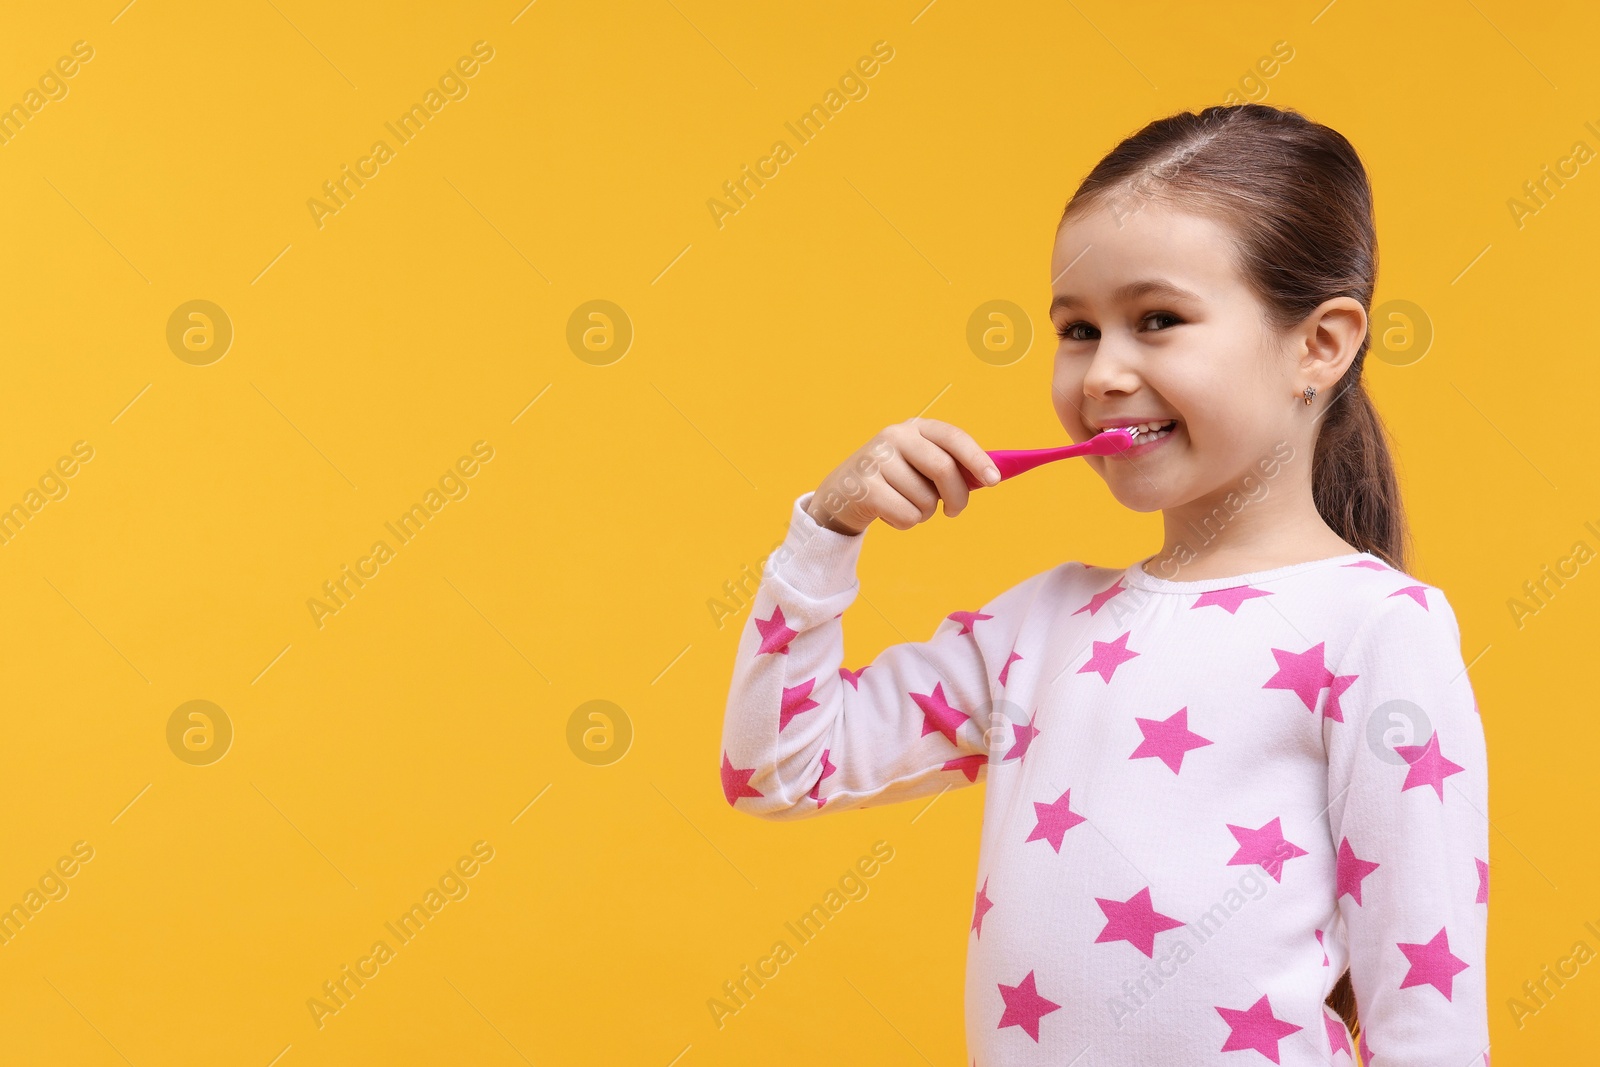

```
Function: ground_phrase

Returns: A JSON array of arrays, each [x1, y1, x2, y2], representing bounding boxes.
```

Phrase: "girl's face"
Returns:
[[1049, 199, 1307, 514]]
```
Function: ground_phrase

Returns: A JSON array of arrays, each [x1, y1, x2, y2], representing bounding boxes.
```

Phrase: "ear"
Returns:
[[1298, 297, 1366, 389]]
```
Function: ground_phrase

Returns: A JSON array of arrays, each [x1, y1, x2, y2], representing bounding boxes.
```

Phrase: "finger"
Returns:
[[899, 431, 971, 516], [873, 481, 923, 531], [879, 455, 940, 525], [916, 420, 999, 488]]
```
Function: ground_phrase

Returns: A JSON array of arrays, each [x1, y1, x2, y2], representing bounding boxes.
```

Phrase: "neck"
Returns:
[[1145, 456, 1356, 582]]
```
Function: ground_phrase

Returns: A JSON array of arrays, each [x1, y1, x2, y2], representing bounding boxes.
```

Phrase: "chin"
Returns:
[[1107, 486, 1175, 514], [1093, 469, 1176, 512]]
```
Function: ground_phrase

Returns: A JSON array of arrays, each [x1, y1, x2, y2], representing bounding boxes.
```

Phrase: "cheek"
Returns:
[[1051, 355, 1083, 409], [1171, 389, 1234, 437]]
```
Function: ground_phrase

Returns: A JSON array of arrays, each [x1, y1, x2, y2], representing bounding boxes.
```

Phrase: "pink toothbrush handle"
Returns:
[[961, 429, 1136, 490]]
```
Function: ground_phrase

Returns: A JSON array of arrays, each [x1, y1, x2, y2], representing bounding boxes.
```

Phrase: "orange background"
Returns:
[[0, 1, 1594, 1064]]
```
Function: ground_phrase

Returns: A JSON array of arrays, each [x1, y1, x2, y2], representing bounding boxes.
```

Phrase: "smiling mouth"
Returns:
[[1121, 419, 1178, 444]]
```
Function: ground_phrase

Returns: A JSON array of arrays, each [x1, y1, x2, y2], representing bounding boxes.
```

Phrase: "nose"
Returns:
[[1081, 336, 1143, 402]]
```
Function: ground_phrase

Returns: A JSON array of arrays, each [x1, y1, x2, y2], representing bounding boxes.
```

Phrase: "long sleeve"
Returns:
[[720, 490, 1035, 821], [1323, 587, 1490, 1065]]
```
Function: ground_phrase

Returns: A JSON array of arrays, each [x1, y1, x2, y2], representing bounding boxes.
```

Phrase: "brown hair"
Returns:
[[1060, 102, 1409, 1038], [1059, 103, 1411, 583]]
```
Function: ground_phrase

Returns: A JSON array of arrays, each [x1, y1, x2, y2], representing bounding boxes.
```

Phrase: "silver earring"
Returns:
[[1301, 385, 1317, 406]]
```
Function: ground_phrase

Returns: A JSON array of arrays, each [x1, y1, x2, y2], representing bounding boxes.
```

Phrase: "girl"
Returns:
[[719, 103, 1488, 1066]]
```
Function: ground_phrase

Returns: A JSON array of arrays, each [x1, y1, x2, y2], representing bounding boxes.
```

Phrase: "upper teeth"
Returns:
[[1121, 420, 1174, 435]]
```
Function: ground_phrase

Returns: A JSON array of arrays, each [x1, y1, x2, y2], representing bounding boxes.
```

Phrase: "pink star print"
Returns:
[[1390, 584, 1430, 609], [807, 748, 835, 807], [997, 970, 1060, 1042], [1476, 858, 1489, 904], [1078, 631, 1140, 683], [1398, 925, 1469, 1000], [1072, 577, 1127, 616], [1323, 672, 1359, 723], [947, 610, 993, 635], [1093, 886, 1185, 957], [1358, 1029, 1373, 1065], [1323, 1009, 1352, 1058], [943, 754, 985, 782], [839, 664, 869, 689], [1004, 709, 1040, 763], [779, 678, 820, 731], [910, 681, 970, 746], [720, 752, 763, 805], [999, 650, 1023, 687], [1262, 642, 1335, 711], [1345, 559, 1389, 571], [1026, 787, 1086, 852], [754, 605, 798, 655], [1396, 730, 1465, 800], [972, 877, 995, 938], [1215, 994, 1302, 1063], [1192, 585, 1273, 614], [1226, 817, 1309, 882], [1129, 706, 1213, 774], [1316, 928, 1328, 965], [1335, 837, 1381, 905]]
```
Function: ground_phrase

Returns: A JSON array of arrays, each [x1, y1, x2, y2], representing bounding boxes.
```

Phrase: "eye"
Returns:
[[1054, 311, 1184, 341]]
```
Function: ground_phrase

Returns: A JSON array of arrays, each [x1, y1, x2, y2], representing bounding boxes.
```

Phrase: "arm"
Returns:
[[720, 490, 1026, 821], [1324, 589, 1489, 1064]]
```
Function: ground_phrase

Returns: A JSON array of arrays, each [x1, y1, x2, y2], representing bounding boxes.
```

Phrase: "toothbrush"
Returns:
[[961, 427, 1138, 490]]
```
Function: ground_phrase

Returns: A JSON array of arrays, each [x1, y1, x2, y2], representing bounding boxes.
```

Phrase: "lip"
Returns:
[[1089, 416, 1179, 431]]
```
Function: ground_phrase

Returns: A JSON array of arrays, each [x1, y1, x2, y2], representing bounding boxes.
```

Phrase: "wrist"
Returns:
[[806, 495, 865, 536]]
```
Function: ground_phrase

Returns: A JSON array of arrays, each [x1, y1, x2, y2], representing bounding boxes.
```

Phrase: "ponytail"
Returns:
[[1313, 375, 1411, 574]]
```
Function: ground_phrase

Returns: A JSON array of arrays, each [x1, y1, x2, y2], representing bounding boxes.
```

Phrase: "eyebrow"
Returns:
[[1050, 279, 1202, 314]]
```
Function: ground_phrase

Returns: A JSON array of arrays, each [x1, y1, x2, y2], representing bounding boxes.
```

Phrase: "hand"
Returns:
[[805, 418, 1000, 535]]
